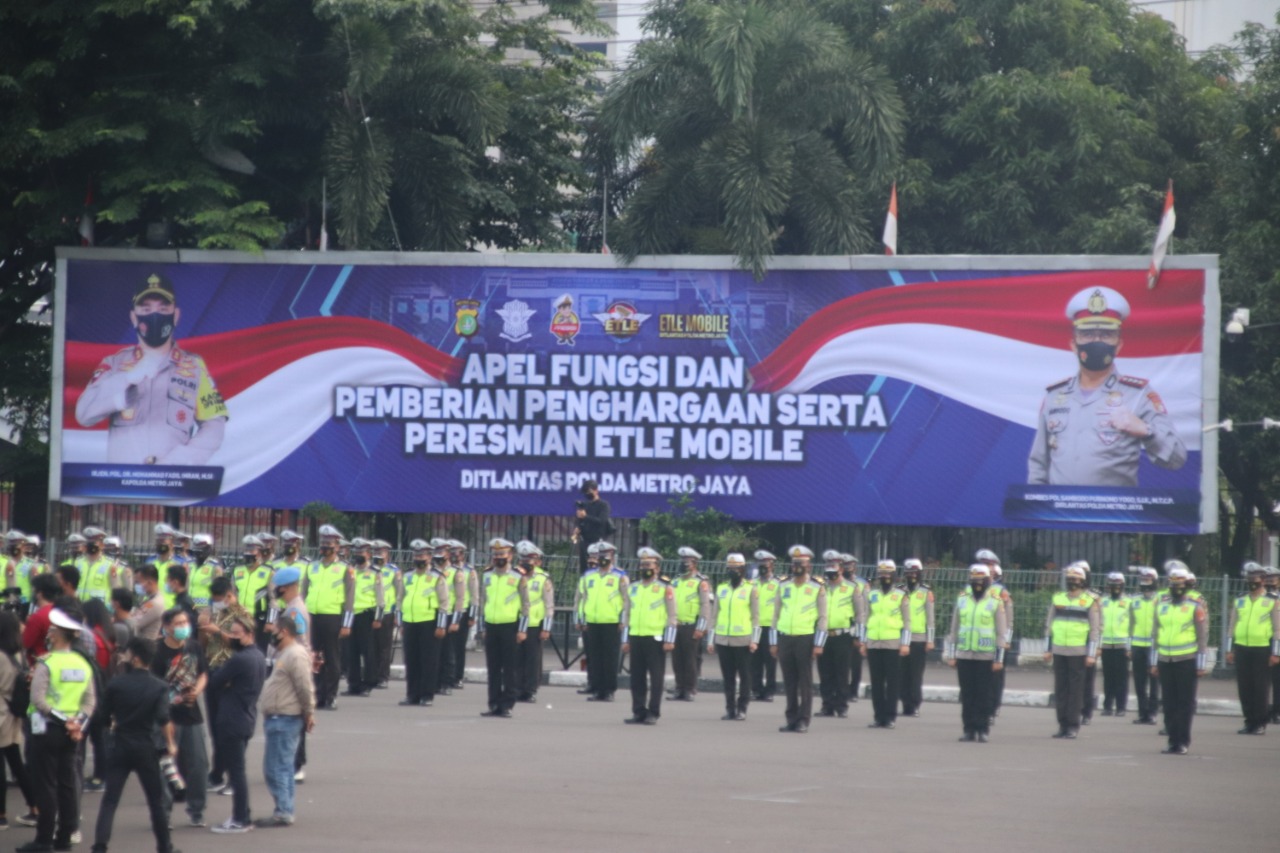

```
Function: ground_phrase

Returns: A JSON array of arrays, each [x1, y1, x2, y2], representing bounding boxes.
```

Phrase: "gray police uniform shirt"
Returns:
[[75, 345, 228, 465], [1027, 372, 1186, 487]]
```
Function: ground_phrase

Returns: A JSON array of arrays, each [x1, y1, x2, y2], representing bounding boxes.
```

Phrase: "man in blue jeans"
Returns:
[[257, 611, 314, 827], [207, 615, 265, 834]]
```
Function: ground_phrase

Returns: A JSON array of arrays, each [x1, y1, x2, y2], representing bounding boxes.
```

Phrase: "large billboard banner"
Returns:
[[53, 251, 1219, 533]]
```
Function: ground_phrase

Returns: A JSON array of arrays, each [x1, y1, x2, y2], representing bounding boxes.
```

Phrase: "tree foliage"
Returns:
[[639, 493, 761, 561]]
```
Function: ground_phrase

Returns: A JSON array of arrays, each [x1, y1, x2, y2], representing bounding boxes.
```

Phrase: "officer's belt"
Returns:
[[829, 628, 854, 636], [1055, 610, 1090, 621], [776, 631, 814, 637]]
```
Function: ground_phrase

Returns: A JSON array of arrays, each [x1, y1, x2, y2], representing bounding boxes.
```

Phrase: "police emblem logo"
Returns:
[[550, 294, 580, 346], [455, 300, 480, 337], [497, 299, 536, 343], [1106, 391, 1123, 407], [1087, 290, 1107, 314], [593, 301, 651, 342]]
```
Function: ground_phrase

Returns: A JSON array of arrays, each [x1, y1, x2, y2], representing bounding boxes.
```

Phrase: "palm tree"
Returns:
[[599, 0, 905, 278]]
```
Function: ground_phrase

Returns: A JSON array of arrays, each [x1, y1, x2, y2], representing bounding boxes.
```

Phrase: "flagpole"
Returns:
[[601, 174, 609, 253]]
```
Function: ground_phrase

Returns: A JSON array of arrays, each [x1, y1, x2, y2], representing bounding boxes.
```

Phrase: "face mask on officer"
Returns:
[[135, 308, 176, 349], [1139, 581, 1155, 593], [842, 567, 856, 580], [1169, 582, 1186, 601], [599, 553, 613, 568], [284, 542, 299, 557], [243, 551, 257, 565], [1108, 584, 1123, 598], [879, 575, 894, 592], [824, 568, 840, 584], [413, 556, 428, 569], [970, 579, 988, 595], [640, 562, 656, 580], [906, 573, 919, 591], [493, 555, 508, 569], [729, 566, 743, 587], [1074, 327, 1120, 372], [792, 561, 809, 579], [157, 541, 171, 555], [1066, 578, 1083, 592]]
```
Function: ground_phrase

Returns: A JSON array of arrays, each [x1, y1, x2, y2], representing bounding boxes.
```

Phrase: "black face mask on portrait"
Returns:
[[1077, 341, 1117, 371], [137, 313, 175, 348]]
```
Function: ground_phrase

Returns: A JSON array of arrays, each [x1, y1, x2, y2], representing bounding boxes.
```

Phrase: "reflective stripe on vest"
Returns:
[[306, 563, 349, 615], [956, 593, 998, 653], [80, 557, 114, 601], [629, 581, 670, 637], [714, 582, 753, 637], [674, 576, 704, 623], [757, 580, 780, 628], [189, 564, 217, 608], [483, 572, 521, 624], [1101, 597, 1131, 643], [527, 571, 549, 626], [826, 583, 855, 631], [776, 581, 820, 635], [354, 570, 380, 612], [1051, 592, 1092, 648], [1233, 595, 1276, 647], [1156, 601, 1198, 657], [38, 650, 90, 717], [1130, 596, 1156, 647], [401, 571, 439, 623], [866, 589, 905, 641], [235, 566, 272, 614], [582, 571, 625, 623]]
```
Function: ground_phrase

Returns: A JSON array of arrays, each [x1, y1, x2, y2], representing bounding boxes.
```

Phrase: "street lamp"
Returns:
[[1203, 418, 1280, 433], [1225, 307, 1280, 341]]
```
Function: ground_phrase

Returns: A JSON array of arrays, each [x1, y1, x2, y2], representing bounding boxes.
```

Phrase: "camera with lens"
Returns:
[[159, 755, 186, 792], [0, 588, 24, 614], [575, 500, 586, 510]]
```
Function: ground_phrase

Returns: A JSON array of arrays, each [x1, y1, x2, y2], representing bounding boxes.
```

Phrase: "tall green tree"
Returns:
[[599, 0, 905, 278]]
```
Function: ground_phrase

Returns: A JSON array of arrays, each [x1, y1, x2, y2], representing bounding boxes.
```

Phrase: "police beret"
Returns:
[[1067, 286, 1129, 328], [272, 566, 302, 587], [753, 550, 776, 561], [677, 546, 701, 560], [788, 545, 814, 559]]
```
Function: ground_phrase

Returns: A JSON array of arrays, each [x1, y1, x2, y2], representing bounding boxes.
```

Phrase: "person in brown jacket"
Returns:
[[257, 612, 314, 826]]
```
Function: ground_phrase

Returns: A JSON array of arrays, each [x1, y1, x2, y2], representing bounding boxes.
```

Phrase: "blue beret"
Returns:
[[272, 566, 301, 587]]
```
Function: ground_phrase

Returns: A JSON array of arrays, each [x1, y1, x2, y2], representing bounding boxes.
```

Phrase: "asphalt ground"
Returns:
[[58, 656, 1273, 853]]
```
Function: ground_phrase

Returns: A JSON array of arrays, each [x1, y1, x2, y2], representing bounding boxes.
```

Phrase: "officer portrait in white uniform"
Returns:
[[1027, 286, 1186, 487], [75, 273, 228, 465]]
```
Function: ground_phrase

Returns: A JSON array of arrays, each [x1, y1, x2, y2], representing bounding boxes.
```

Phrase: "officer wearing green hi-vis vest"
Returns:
[[476, 538, 529, 718], [817, 556, 856, 719], [750, 550, 781, 702], [445, 539, 478, 690], [516, 540, 555, 704], [706, 553, 759, 721], [898, 558, 935, 718], [1128, 566, 1161, 725], [945, 564, 1008, 743], [863, 560, 911, 730], [771, 545, 827, 734], [398, 540, 450, 708], [1099, 571, 1133, 717], [233, 534, 274, 651], [344, 538, 385, 697], [188, 532, 222, 608], [1225, 562, 1279, 736], [302, 525, 356, 711], [669, 546, 711, 702], [1043, 562, 1100, 740], [623, 547, 677, 725], [372, 539, 401, 689], [1148, 562, 1208, 755], [78, 527, 121, 604]]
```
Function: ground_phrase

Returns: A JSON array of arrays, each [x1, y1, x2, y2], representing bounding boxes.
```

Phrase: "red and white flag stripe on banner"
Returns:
[[62, 317, 462, 495]]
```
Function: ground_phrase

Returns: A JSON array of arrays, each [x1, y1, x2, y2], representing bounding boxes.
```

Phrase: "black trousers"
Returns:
[[215, 731, 250, 825], [1053, 654, 1086, 731], [438, 620, 457, 692], [1159, 658, 1198, 748], [990, 661, 1006, 714], [585, 622, 621, 698], [93, 739, 171, 853], [867, 647, 902, 725], [402, 621, 441, 703], [817, 634, 852, 713], [777, 634, 815, 727], [1101, 647, 1130, 711], [671, 624, 699, 694], [715, 644, 752, 714], [848, 640, 863, 699], [375, 616, 397, 684], [518, 625, 544, 698], [0, 742, 34, 815], [311, 612, 344, 706], [956, 658, 994, 734], [345, 609, 378, 691], [205, 678, 222, 782], [29, 724, 80, 845], [900, 640, 927, 714], [483, 621, 520, 712], [1234, 645, 1272, 731], [1132, 647, 1160, 720], [752, 634, 777, 698], [629, 636, 667, 719], [1081, 661, 1097, 719], [450, 613, 471, 684]]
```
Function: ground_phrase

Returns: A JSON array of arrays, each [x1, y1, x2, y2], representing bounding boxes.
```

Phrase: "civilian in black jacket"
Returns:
[[574, 480, 613, 573], [90, 637, 179, 853], [206, 615, 265, 834]]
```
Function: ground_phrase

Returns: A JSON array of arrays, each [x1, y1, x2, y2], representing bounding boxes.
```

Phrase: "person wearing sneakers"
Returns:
[[206, 614, 265, 834], [256, 611, 314, 828], [707, 553, 759, 721]]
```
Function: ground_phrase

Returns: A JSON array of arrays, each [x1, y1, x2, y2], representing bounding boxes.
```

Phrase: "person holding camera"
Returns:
[[573, 481, 613, 573], [88, 637, 180, 853], [151, 608, 209, 828]]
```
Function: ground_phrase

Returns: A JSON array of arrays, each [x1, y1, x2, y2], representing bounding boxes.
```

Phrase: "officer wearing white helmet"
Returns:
[[476, 538, 530, 718], [623, 547, 677, 725], [146, 522, 183, 611], [65, 532, 88, 581], [442, 539, 477, 691], [771, 546, 827, 734], [974, 549, 1013, 721], [2, 529, 30, 604], [816, 552, 858, 719], [574, 541, 628, 702], [187, 533, 220, 608], [233, 534, 274, 651], [1225, 562, 1280, 735], [706, 553, 759, 721], [1128, 566, 1162, 724], [431, 539, 464, 697], [301, 525, 355, 711], [344, 538, 386, 697], [77, 526, 117, 603], [514, 540, 554, 703], [1028, 285, 1187, 487], [898, 558, 934, 717], [863, 559, 911, 729], [1043, 563, 1100, 739], [945, 565, 1008, 742], [750, 550, 781, 701], [370, 539, 401, 689], [398, 539, 450, 708], [253, 532, 276, 566], [838, 552, 868, 703], [1098, 571, 1132, 717], [1149, 566, 1208, 754], [172, 529, 194, 565], [669, 546, 711, 702]]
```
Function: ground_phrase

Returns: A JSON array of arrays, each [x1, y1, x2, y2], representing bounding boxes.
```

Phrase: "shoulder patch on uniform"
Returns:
[[665, 588, 674, 599], [1117, 375, 1148, 389], [1046, 377, 1071, 391]]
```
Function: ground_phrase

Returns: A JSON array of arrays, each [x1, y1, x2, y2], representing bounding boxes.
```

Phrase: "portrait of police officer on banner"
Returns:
[[1027, 286, 1186, 487], [75, 273, 228, 464]]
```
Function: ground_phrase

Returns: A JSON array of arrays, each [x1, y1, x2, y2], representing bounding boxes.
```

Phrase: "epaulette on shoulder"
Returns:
[[1117, 375, 1148, 389], [1046, 377, 1072, 391]]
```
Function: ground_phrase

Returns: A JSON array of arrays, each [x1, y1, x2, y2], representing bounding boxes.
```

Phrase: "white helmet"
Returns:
[[788, 545, 814, 559], [975, 548, 999, 564], [587, 542, 602, 556], [677, 546, 702, 560], [903, 558, 923, 572], [82, 526, 108, 540], [318, 524, 343, 540], [596, 541, 616, 553], [753, 550, 776, 562], [409, 539, 430, 552], [241, 534, 264, 549], [193, 533, 215, 549], [488, 537, 514, 550], [876, 559, 896, 574], [516, 541, 544, 558], [637, 547, 662, 560], [3, 530, 25, 543], [154, 523, 176, 538], [1162, 559, 1188, 576], [821, 549, 842, 562], [725, 553, 745, 567], [969, 564, 992, 579]]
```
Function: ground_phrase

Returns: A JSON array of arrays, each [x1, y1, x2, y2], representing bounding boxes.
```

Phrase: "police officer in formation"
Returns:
[[749, 550, 780, 702], [974, 549, 1013, 720], [1225, 562, 1279, 735], [945, 564, 1007, 742], [301, 525, 355, 711], [1129, 566, 1161, 724], [669, 547, 711, 701], [372, 539, 401, 689], [575, 542, 627, 703], [399, 540, 449, 707], [1044, 563, 1100, 739], [1266, 566, 1280, 724], [898, 559, 934, 717], [864, 559, 911, 729], [622, 547, 677, 725], [839, 553, 868, 702], [1099, 571, 1131, 716], [476, 538, 528, 718], [707, 553, 759, 721], [1077, 563, 1103, 725], [1150, 562, 1208, 754], [816, 555, 856, 718], [446, 539, 477, 690], [344, 538, 385, 697], [771, 546, 827, 734], [516, 540, 554, 703]]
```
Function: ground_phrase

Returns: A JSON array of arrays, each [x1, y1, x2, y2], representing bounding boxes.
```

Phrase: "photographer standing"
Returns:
[[573, 480, 613, 573], [151, 608, 209, 829], [89, 637, 179, 853]]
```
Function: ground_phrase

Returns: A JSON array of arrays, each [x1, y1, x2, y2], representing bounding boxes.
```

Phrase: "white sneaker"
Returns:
[[293, 769, 306, 783], [71, 830, 83, 843], [211, 818, 254, 834]]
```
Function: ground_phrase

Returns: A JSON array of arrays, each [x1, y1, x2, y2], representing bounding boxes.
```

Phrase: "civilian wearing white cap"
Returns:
[[669, 547, 711, 701], [1149, 567, 1208, 754], [1098, 572, 1133, 717], [1127, 567, 1161, 724], [706, 554, 759, 721], [1042, 564, 1100, 739], [1027, 286, 1187, 487]]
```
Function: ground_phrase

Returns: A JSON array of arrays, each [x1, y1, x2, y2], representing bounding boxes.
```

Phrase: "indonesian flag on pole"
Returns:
[[1146, 180, 1175, 289], [601, 242, 611, 255], [77, 180, 94, 247], [882, 182, 898, 256]]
